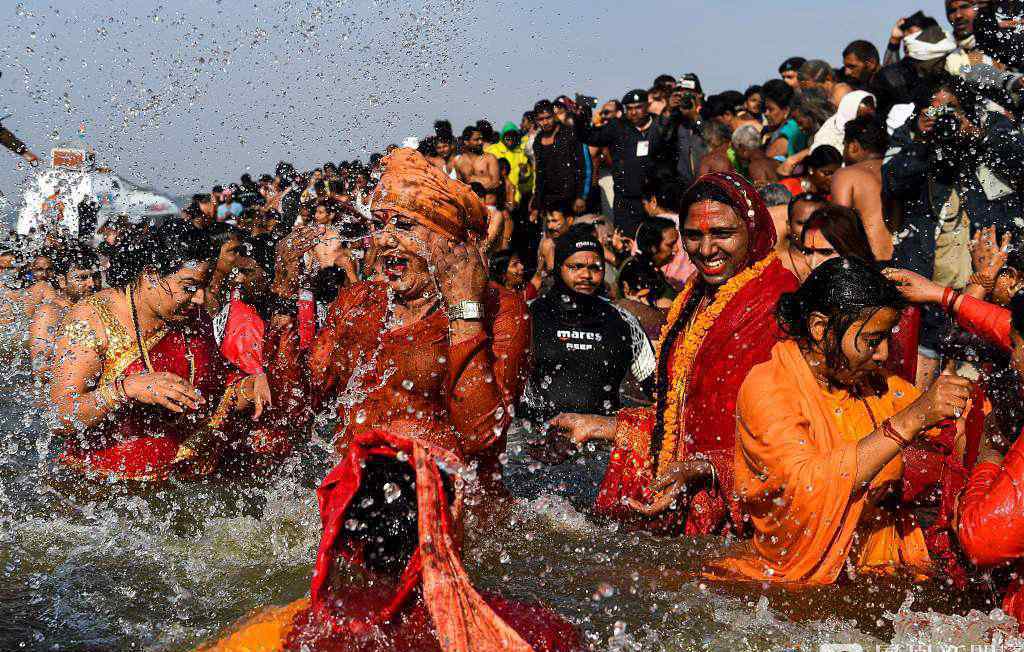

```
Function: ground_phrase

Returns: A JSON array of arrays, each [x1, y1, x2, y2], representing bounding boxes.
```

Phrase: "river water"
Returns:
[[3, 342, 1024, 652]]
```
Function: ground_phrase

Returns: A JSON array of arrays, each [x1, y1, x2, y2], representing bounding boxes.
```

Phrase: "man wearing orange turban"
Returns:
[[193, 149, 578, 652]]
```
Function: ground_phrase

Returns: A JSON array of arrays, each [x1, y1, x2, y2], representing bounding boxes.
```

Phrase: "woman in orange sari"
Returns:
[[50, 222, 262, 483], [709, 258, 969, 584]]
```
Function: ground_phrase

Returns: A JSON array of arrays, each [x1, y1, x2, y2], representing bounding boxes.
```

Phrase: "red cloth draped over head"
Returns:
[[371, 148, 488, 243], [301, 429, 538, 652], [679, 170, 778, 266], [596, 171, 798, 536]]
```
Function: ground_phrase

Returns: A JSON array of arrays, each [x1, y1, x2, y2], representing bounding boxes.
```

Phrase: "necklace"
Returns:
[[128, 285, 194, 384]]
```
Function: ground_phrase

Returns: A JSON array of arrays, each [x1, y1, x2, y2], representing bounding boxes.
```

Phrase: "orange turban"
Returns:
[[371, 148, 487, 242]]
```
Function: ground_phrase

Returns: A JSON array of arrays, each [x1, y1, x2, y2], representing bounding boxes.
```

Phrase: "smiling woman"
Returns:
[[50, 221, 266, 484]]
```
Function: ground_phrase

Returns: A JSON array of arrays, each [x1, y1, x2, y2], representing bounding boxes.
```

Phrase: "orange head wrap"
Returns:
[[370, 148, 487, 243]]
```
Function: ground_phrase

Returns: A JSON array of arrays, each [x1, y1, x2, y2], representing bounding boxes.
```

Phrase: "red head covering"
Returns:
[[304, 429, 535, 652], [371, 148, 487, 243], [679, 171, 777, 266]]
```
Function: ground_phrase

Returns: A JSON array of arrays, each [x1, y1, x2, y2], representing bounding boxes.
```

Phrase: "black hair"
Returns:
[[108, 221, 219, 289], [776, 257, 906, 373], [779, 56, 807, 74], [53, 243, 100, 277], [804, 145, 843, 170], [488, 249, 518, 283], [461, 125, 482, 141], [211, 185, 224, 194], [762, 78, 795, 110], [1011, 291, 1024, 338], [844, 115, 888, 154], [636, 216, 677, 256], [653, 73, 677, 89], [469, 182, 487, 199], [533, 99, 555, 115], [787, 192, 828, 220], [497, 158, 512, 176], [619, 256, 666, 298], [702, 94, 733, 120], [912, 75, 979, 125], [744, 85, 762, 99], [680, 179, 735, 217], [801, 204, 877, 264], [719, 90, 745, 112], [642, 173, 681, 213], [843, 40, 880, 63], [904, 10, 940, 32], [342, 455, 454, 575]]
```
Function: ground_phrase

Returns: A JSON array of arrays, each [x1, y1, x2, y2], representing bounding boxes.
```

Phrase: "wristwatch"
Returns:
[[447, 301, 485, 322]]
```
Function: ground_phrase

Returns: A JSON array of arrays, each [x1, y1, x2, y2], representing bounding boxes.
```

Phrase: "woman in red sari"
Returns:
[[550, 171, 799, 536], [51, 222, 262, 483]]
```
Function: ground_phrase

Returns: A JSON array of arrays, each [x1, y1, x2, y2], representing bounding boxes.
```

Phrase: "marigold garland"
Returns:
[[654, 253, 779, 478]]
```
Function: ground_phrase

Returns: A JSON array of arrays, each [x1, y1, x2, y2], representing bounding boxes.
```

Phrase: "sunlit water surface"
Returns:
[[1, 338, 1022, 652]]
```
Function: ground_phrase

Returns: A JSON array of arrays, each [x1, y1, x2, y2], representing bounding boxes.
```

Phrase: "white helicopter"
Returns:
[[16, 145, 180, 239]]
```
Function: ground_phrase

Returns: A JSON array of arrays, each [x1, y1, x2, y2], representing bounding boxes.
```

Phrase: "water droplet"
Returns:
[[383, 482, 401, 504]]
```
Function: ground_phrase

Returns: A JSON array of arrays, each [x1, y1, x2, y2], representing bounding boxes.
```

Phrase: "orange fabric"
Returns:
[[707, 340, 931, 584], [371, 148, 487, 242], [194, 599, 309, 652], [265, 281, 529, 481]]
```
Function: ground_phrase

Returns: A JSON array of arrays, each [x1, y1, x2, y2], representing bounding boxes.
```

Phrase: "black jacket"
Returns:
[[576, 115, 676, 198], [532, 125, 586, 211]]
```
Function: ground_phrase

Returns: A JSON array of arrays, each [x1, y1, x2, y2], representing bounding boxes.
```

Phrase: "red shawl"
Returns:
[[595, 171, 798, 536]]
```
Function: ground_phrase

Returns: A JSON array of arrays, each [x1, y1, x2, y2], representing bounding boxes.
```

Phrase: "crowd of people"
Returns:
[[8, 0, 1024, 650]]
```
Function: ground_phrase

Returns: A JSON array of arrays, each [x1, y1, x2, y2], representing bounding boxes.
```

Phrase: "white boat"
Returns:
[[16, 146, 180, 238]]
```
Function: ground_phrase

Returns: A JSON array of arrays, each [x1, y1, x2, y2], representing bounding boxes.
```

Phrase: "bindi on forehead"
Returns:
[[687, 200, 735, 232]]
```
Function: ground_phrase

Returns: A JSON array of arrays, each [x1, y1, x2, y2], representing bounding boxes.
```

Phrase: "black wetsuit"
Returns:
[[525, 286, 655, 422]]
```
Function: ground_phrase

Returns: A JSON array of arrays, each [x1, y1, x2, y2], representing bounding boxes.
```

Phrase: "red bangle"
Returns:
[[946, 290, 961, 316], [940, 287, 954, 312], [881, 418, 910, 449]]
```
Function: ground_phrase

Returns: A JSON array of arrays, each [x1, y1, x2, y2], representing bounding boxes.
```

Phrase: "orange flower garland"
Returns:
[[654, 252, 779, 478]]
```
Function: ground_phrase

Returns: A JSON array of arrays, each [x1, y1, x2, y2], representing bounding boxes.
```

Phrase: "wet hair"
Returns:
[[779, 56, 807, 74], [776, 257, 906, 371], [787, 192, 828, 220], [342, 455, 454, 575], [108, 221, 219, 289], [461, 125, 481, 141], [912, 75, 979, 125], [211, 185, 224, 195], [843, 40, 880, 64], [801, 204, 877, 264], [53, 243, 100, 277], [488, 249, 518, 283], [804, 144, 843, 170], [762, 79, 795, 109], [844, 115, 888, 154], [619, 256, 666, 297], [636, 217, 677, 257], [759, 183, 793, 208], [702, 94, 735, 120]]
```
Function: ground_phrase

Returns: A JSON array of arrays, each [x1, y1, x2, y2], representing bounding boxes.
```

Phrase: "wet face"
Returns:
[[788, 200, 824, 246], [651, 227, 680, 268], [560, 251, 604, 295], [30, 255, 54, 282], [745, 93, 762, 115], [843, 54, 872, 84], [764, 98, 789, 128], [625, 102, 647, 127], [148, 261, 212, 323], [682, 200, 750, 286], [781, 71, 800, 89], [545, 211, 571, 238], [553, 105, 569, 124], [217, 236, 243, 274], [824, 307, 900, 385], [231, 255, 269, 304], [314, 204, 334, 225], [535, 109, 557, 135], [503, 254, 525, 289], [60, 267, 98, 302], [464, 130, 484, 155], [312, 227, 345, 271], [372, 212, 437, 301], [808, 163, 840, 194], [801, 226, 839, 269], [947, 0, 977, 39]]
